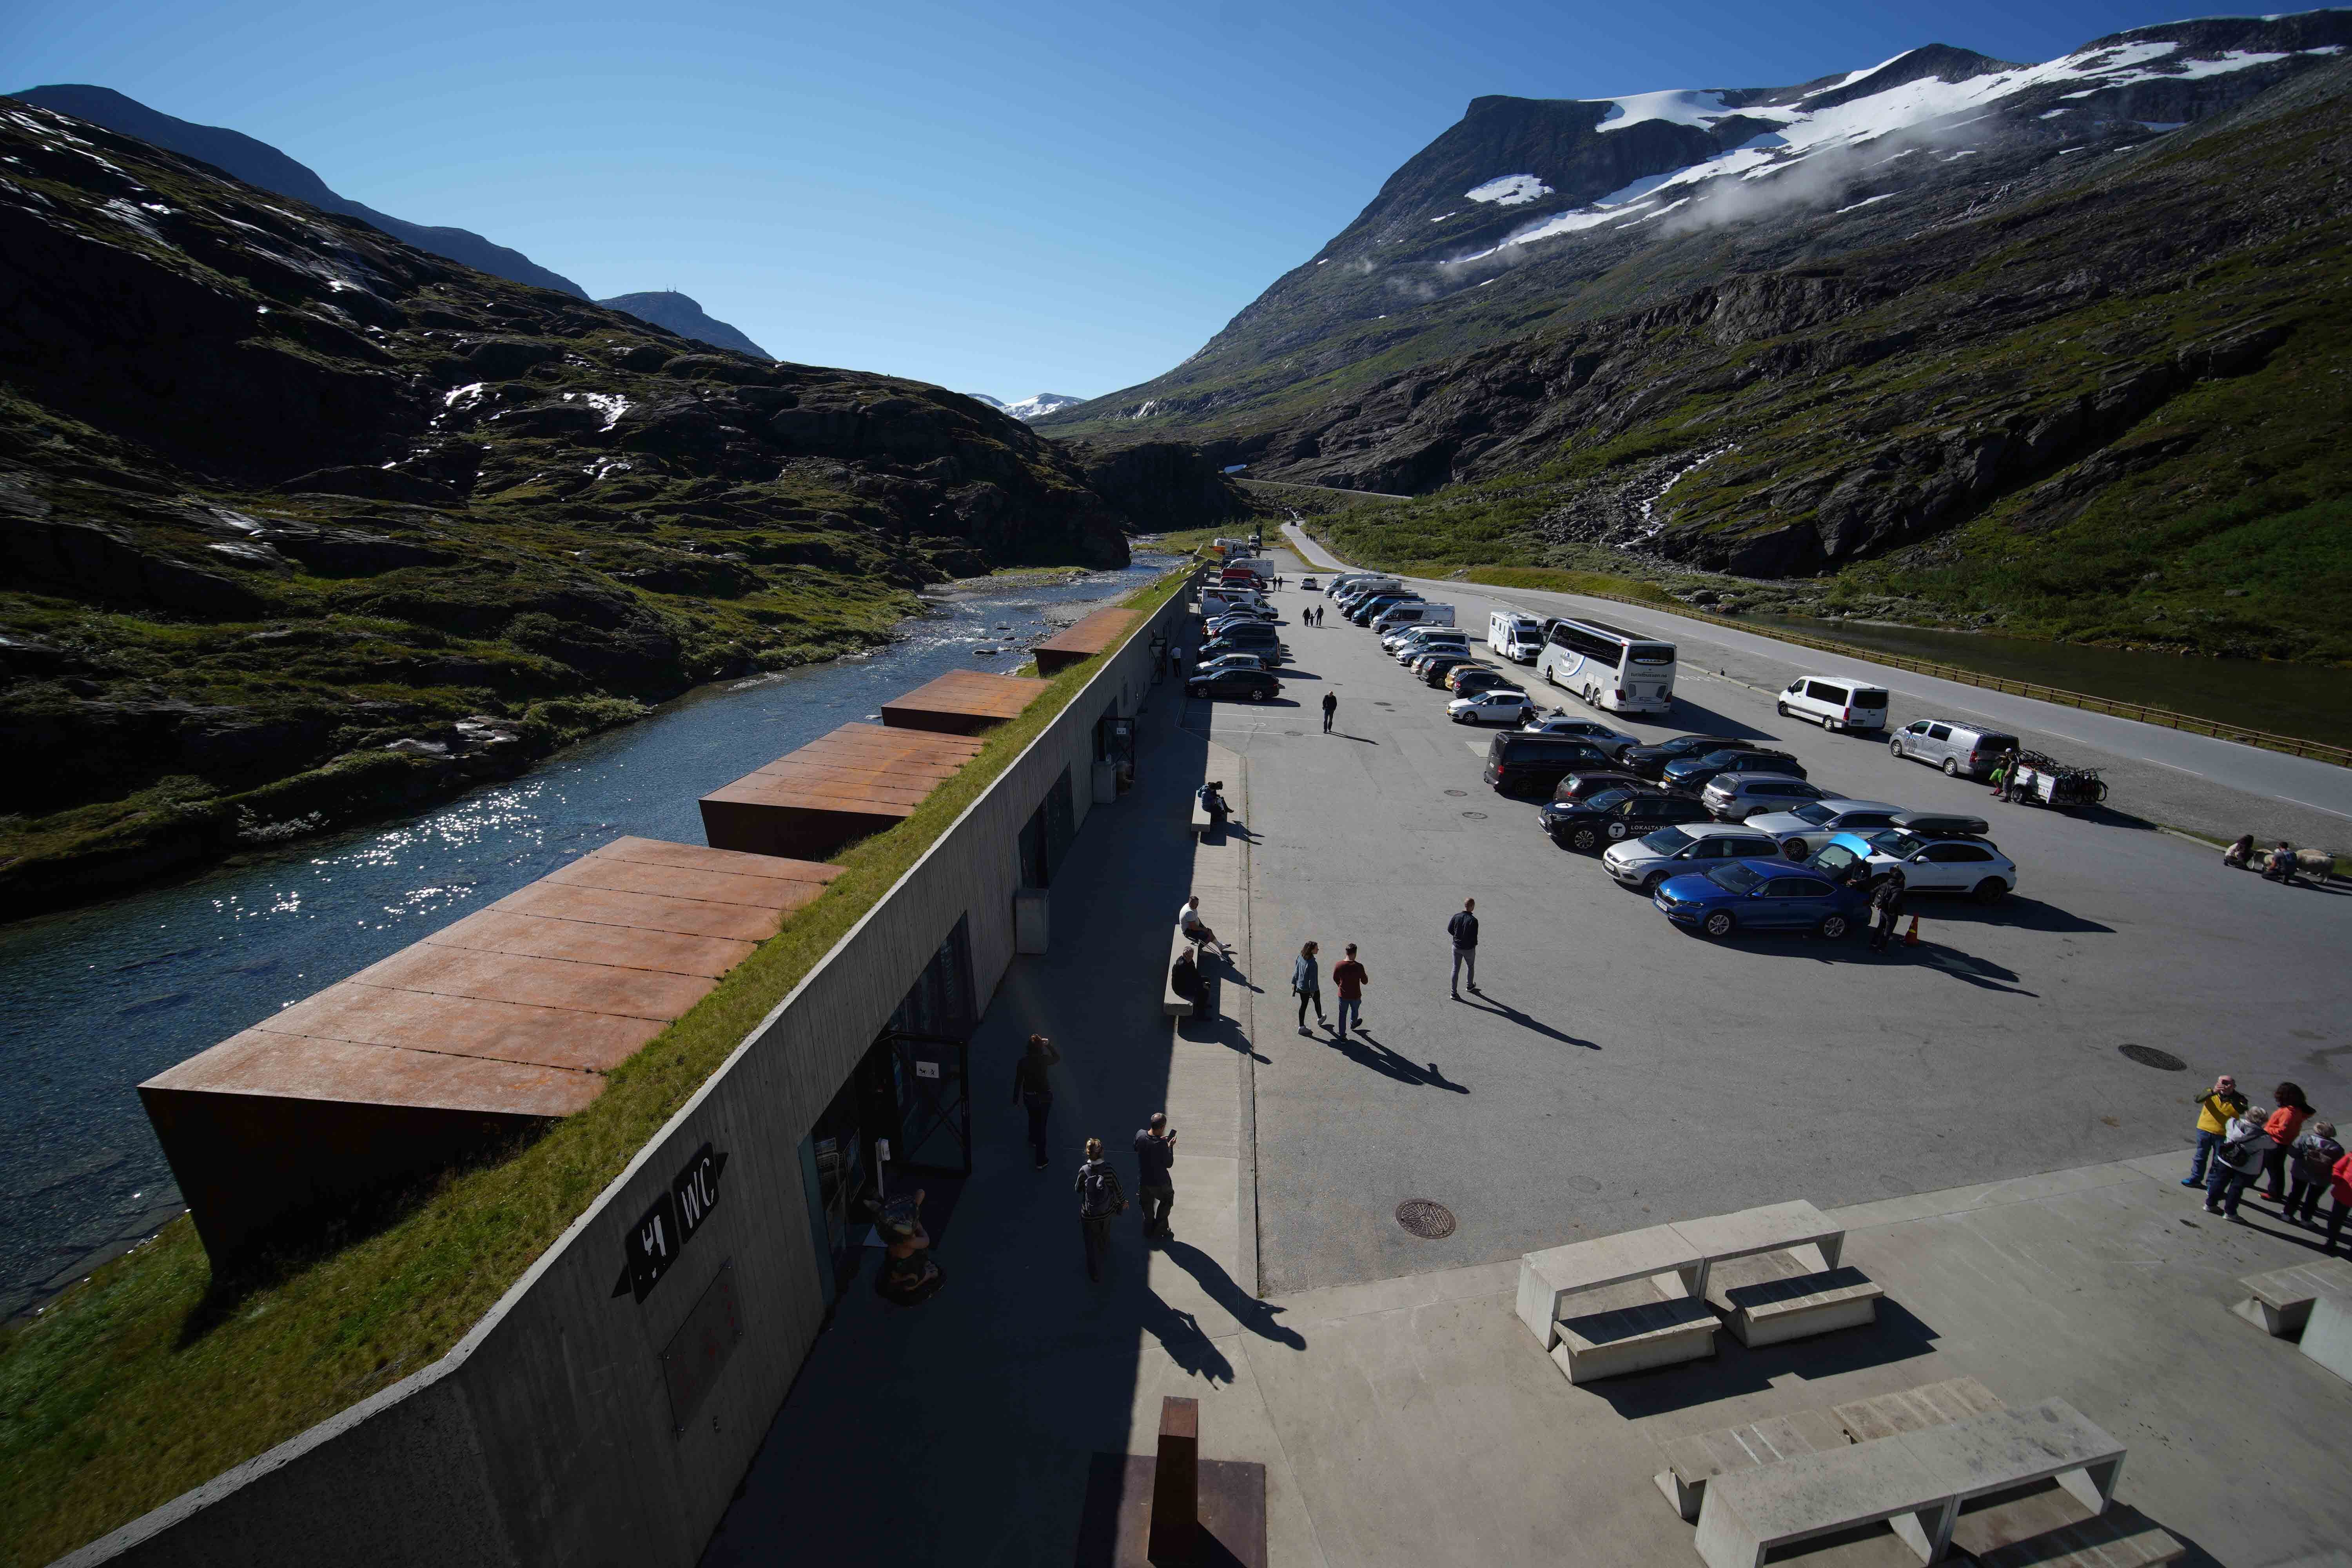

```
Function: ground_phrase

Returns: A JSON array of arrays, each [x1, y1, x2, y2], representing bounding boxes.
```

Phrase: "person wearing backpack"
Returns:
[[2287, 1119, 2347, 1229], [2203, 1106, 2275, 1222], [1074, 1137, 1126, 1283]]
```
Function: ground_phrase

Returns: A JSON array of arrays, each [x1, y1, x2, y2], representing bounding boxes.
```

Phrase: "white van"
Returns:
[[1374, 601, 1454, 634], [1226, 556, 1275, 582], [1489, 611, 1543, 663], [1778, 675, 1891, 733]]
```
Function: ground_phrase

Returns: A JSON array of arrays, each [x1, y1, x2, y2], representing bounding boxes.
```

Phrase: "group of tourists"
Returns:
[[2186, 1075, 2350, 1246], [2222, 834, 2303, 883], [1012, 1034, 1180, 1283]]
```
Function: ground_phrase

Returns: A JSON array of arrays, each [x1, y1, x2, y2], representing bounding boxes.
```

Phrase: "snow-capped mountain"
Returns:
[[969, 393, 1083, 421], [1041, 9, 2352, 434]]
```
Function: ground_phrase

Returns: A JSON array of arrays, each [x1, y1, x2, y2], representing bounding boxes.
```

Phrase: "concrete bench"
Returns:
[[1694, 1399, 2124, 1568], [1553, 1290, 1720, 1385], [2303, 1289, 2352, 1384], [1657, 1377, 2002, 1524], [1671, 1198, 1847, 1297], [1188, 799, 1215, 837], [1163, 927, 1197, 1018], [1833, 1376, 2005, 1443], [1969, 1502, 2181, 1567], [1516, 1224, 1702, 1351], [1705, 1247, 1883, 1347], [2230, 1256, 2352, 1337]]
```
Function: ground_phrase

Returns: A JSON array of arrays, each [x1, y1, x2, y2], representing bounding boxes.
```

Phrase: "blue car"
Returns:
[[1652, 858, 1866, 940]]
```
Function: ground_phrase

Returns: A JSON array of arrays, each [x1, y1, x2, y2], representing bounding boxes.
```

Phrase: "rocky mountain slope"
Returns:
[[0, 95, 1152, 911], [1043, 13, 2352, 662], [11, 85, 590, 298], [595, 290, 771, 358]]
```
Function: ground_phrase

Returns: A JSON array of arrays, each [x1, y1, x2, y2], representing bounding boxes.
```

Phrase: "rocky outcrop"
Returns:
[[1057, 440, 1251, 534]]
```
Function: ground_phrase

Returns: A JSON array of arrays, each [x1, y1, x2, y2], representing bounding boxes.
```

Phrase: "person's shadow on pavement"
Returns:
[[1458, 991, 1601, 1051], [1330, 1025, 1470, 1092], [1132, 1290, 1239, 1384], [1160, 1240, 1306, 1350]]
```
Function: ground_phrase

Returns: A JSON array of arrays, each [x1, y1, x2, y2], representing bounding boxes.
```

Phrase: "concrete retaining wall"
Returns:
[[59, 566, 1202, 1568]]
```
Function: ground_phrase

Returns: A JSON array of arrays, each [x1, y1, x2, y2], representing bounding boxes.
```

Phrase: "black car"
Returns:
[[1481, 732, 1613, 796], [1419, 652, 1481, 686], [1187, 666, 1282, 702], [1550, 771, 1652, 805], [1541, 788, 1712, 851], [1451, 668, 1524, 699], [1624, 733, 1751, 780], [1660, 748, 1808, 793], [1350, 593, 1419, 625]]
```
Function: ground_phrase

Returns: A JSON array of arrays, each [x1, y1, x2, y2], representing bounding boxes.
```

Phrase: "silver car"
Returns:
[[1890, 719, 2020, 779], [1742, 798, 1904, 860], [1601, 822, 1784, 894], [1520, 713, 1640, 757], [1701, 773, 1828, 822]]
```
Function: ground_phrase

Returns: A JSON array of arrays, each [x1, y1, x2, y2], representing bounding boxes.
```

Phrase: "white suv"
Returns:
[[1601, 822, 1784, 895]]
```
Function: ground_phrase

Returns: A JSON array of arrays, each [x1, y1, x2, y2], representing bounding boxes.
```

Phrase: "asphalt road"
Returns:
[[1207, 543, 2352, 1297]]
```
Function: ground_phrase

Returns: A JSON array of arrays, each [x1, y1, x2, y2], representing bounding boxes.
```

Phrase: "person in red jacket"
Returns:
[[2259, 1082, 2315, 1203], [2327, 1149, 2352, 1256]]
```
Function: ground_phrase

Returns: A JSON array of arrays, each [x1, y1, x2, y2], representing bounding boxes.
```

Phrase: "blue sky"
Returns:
[[7, 0, 2173, 401]]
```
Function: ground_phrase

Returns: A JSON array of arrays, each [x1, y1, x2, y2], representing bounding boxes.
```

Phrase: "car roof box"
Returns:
[[1891, 810, 1988, 837]]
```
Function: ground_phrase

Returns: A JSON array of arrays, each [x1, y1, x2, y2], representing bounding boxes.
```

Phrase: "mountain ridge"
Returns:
[[594, 290, 771, 358]]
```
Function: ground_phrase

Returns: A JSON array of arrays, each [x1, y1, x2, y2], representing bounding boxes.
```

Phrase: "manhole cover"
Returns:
[[2118, 1043, 2187, 1072], [1461, 811, 1487, 820], [1396, 1200, 1457, 1239], [1445, 788, 1468, 797]]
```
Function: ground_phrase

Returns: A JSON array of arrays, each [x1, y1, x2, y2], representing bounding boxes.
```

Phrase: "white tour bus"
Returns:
[[1536, 615, 1678, 715], [1488, 610, 1544, 663]]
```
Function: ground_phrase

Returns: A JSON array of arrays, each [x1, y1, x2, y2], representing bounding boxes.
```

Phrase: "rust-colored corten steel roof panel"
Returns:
[[1033, 606, 1138, 674], [488, 880, 789, 942], [145, 1029, 605, 1119], [880, 669, 1050, 734], [421, 908, 757, 978], [588, 835, 845, 884], [348, 945, 721, 1019], [698, 722, 988, 861], [252, 982, 666, 1074], [545, 854, 826, 908]]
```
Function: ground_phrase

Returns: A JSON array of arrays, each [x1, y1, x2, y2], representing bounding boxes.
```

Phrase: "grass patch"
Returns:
[[0, 563, 1191, 1568]]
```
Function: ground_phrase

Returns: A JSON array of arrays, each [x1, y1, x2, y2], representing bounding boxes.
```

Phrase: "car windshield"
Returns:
[[1867, 831, 1928, 859], [1707, 862, 1765, 894], [1790, 802, 1837, 825], [1641, 827, 1694, 853], [1811, 843, 1862, 877]]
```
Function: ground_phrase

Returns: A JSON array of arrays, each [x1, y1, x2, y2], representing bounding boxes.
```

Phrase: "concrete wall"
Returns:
[[58, 565, 1203, 1568]]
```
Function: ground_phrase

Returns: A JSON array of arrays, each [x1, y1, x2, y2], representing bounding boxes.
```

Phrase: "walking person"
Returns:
[[2259, 1082, 2315, 1203], [1448, 898, 1480, 998], [1134, 1113, 1177, 1243], [1867, 869, 1908, 953], [2287, 1120, 2346, 1229], [1292, 940, 1325, 1034], [1321, 690, 1337, 733], [1332, 942, 1368, 1036], [1011, 1033, 1062, 1171], [2183, 1073, 2249, 1187], [1074, 1136, 1126, 1283], [2203, 1104, 2276, 1222]]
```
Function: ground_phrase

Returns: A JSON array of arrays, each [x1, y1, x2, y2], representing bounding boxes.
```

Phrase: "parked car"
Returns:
[[1624, 733, 1755, 780], [1206, 609, 1277, 633], [1602, 823, 1786, 895], [1742, 799, 1904, 860], [1197, 634, 1285, 666], [1541, 787, 1712, 851], [1450, 667, 1523, 697], [1483, 733, 1614, 797], [1889, 719, 2021, 779], [1449, 689, 1535, 726], [1519, 713, 1639, 757], [1389, 629, 1469, 659], [1661, 748, 1808, 793], [1186, 666, 1282, 702], [1778, 675, 1891, 733], [1419, 652, 1483, 685], [1702, 774, 1830, 822], [1806, 813, 2017, 902], [1298, 577, 1318, 591], [1550, 771, 1653, 806], [1654, 859, 1867, 940], [1192, 652, 1267, 675], [1349, 593, 1420, 626]]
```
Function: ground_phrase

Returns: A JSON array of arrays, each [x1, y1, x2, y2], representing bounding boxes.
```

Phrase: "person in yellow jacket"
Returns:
[[2183, 1074, 2248, 1187]]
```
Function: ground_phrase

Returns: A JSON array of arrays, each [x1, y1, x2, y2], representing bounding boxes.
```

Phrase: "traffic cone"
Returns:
[[1903, 915, 1920, 947]]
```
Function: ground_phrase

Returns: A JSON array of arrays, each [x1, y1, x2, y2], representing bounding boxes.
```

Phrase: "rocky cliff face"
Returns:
[[1060, 441, 1250, 534], [0, 96, 1144, 909]]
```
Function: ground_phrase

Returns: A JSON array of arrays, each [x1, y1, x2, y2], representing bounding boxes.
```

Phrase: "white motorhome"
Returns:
[[1536, 615, 1678, 715], [1488, 611, 1543, 663], [1225, 556, 1275, 582], [1373, 601, 1455, 634]]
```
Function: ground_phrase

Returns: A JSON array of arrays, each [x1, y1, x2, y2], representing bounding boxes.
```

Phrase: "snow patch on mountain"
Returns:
[[1465, 174, 1552, 205], [979, 393, 1083, 422], [1592, 90, 1739, 132]]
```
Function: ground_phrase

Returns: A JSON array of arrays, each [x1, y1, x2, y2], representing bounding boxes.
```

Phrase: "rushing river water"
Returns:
[[0, 557, 1172, 1316], [1740, 616, 2352, 752]]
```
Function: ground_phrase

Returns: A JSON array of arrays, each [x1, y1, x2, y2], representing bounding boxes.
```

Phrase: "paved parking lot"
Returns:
[[1209, 548, 2352, 1296]]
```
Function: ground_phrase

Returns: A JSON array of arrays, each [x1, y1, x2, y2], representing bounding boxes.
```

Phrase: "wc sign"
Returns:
[[612, 1142, 730, 1304]]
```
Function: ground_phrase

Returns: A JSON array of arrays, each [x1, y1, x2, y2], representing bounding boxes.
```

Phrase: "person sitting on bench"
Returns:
[[1178, 895, 1225, 954], [1197, 780, 1230, 831]]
